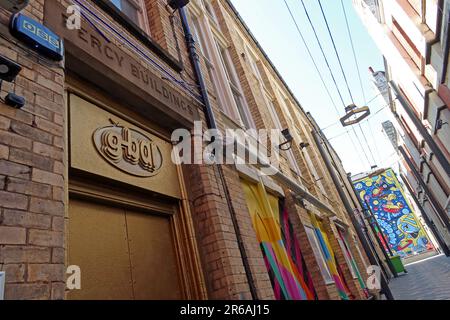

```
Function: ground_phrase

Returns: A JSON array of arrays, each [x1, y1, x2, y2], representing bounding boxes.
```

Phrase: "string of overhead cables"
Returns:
[[283, 0, 367, 168], [317, 0, 379, 167], [319, 0, 386, 169], [317, 0, 354, 104], [340, 0, 367, 103], [296, 0, 373, 168], [340, 0, 384, 164]]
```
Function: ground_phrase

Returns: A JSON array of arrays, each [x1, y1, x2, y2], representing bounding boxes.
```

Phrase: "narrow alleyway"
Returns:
[[389, 255, 450, 300]]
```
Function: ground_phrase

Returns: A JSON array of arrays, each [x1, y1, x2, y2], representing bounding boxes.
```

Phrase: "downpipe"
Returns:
[[179, 7, 259, 300]]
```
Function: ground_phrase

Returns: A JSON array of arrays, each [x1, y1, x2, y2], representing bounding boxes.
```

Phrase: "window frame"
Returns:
[[305, 225, 334, 284], [92, 1, 183, 71], [200, 0, 219, 25], [264, 93, 302, 176], [336, 226, 358, 279], [190, 12, 224, 107], [216, 39, 255, 129], [109, 0, 150, 35]]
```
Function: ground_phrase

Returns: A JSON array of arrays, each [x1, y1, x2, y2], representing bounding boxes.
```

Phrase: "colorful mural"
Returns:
[[353, 169, 433, 258], [309, 213, 352, 300], [241, 180, 317, 300], [337, 227, 370, 299], [280, 204, 317, 299]]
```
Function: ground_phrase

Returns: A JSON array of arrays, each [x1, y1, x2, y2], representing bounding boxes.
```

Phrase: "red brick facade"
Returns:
[[0, 0, 374, 300]]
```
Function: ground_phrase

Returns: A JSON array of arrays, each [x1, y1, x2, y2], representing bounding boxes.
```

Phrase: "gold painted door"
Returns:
[[68, 198, 182, 300]]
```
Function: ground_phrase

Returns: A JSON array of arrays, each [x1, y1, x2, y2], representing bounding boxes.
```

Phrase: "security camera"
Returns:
[[5, 92, 25, 109], [0, 0, 29, 13], [0, 54, 25, 109], [0, 54, 22, 82]]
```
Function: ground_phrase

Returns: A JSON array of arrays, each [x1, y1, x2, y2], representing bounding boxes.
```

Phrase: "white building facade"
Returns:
[[353, 0, 450, 254]]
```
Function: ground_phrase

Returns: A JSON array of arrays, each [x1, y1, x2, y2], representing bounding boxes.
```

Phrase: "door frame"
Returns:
[[65, 76, 207, 300]]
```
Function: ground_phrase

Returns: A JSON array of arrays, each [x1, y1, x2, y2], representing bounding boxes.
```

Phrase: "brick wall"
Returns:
[[214, 0, 373, 299], [0, 2, 66, 299]]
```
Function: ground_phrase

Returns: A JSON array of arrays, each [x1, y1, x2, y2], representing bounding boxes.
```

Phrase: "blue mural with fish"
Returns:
[[353, 169, 433, 258]]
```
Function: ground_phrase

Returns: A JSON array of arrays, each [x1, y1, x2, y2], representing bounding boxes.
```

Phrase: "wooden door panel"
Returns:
[[68, 199, 134, 300], [125, 210, 182, 300]]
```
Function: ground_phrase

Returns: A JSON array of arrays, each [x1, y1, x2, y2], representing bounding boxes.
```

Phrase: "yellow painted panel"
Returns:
[[125, 210, 182, 300], [69, 93, 181, 199], [68, 199, 134, 300]]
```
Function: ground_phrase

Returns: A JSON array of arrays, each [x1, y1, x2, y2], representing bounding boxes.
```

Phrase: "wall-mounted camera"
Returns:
[[5, 92, 25, 108], [0, 0, 29, 13], [0, 54, 22, 82], [0, 54, 25, 109]]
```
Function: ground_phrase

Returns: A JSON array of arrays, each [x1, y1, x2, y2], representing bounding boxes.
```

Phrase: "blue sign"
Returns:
[[10, 13, 64, 61]]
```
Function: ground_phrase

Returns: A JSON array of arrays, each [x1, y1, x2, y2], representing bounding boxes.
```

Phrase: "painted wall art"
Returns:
[[353, 169, 433, 258]]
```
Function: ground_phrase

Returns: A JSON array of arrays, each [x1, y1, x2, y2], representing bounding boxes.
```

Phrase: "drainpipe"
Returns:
[[179, 7, 259, 300], [390, 81, 450, 176], [398, 146, 450, 232], [400, 173, 450, 256], [309, 128, 395, 300]]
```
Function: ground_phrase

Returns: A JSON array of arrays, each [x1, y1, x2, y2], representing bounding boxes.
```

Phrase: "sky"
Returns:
[[230, 0, 400, 176]]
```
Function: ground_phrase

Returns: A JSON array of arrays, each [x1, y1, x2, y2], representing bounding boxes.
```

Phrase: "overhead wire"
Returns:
[[299, 0, 372, 168], [316, 0, 378, 167], [340, 0, 367, 103], [317, 0, 354, 104], [283, 0, 366, 167], [299, 0, 346, 108], [340, 0, 383, 164], [283, 0, 341, 117], [301, 0, 370, 166], [339, 0, 384, 165]]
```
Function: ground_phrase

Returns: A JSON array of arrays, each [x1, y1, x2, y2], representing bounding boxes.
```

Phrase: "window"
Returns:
[[336, 227, 358, 279], [191, 16, 208, 58], [265, 95, 301, 176], [305, 226, 334, 284], [201, 0, 219, 23], [191, 15, 223, 109], [110, 0, 149, 32], [216, 41, 254, 129], [391, 17, 422, 69], [246, 47, 263, 81]]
